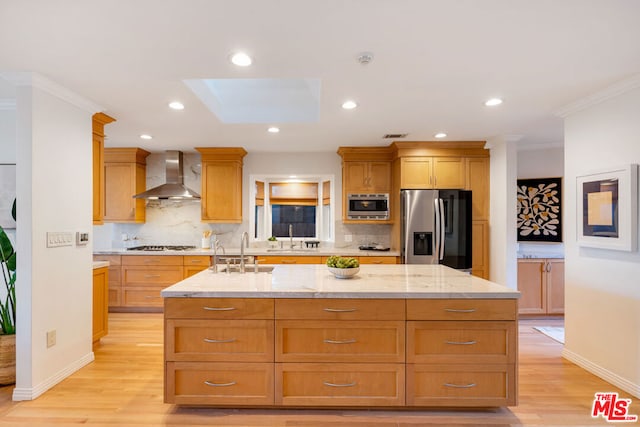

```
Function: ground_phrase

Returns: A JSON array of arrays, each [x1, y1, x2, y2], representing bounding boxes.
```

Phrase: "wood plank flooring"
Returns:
[[0, 314, 636, 426]]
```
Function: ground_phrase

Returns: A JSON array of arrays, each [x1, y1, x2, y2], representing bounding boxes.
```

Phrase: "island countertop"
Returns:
[[161, 264, 519, 299]]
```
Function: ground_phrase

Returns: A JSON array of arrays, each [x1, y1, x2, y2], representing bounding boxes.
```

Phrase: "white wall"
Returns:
[[517, 146, 565, 257], [0, 109, 17, 163], [10, 74, 98, 400], [488, 137, 518, 288], [562, 82, 640, 397]]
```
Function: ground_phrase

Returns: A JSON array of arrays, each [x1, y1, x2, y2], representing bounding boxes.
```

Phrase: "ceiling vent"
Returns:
[[383, 133, 408, 139]]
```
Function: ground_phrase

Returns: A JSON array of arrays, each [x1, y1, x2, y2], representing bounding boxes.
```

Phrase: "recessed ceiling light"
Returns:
[[485, 98, 503, 107], [267, 126, 280, 133], [168, 101, 184, 110], [342, 100, 358, 110], [434, 132, 447, 139], [230, 52, 252, 67], [140, 134, 153, 140]]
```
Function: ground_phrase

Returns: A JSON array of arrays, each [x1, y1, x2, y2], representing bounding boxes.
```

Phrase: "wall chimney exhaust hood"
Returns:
[[133, 150, 201, 200]]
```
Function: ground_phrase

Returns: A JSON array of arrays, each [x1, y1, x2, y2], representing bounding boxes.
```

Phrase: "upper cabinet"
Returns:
[[92, 113, 116, 225], [196, 147, 247, 223], [104, 148, 150, 223], [337, 147, 393, 223], [465, 157, 490, 221], [400, 157, 465, 189]]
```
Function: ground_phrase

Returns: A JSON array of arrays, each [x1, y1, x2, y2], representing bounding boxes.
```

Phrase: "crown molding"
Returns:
[[517, 140, 564, 151], [0, 72, 103, 113], [555, 73, 640, 118], [0, 98, 16, 110]]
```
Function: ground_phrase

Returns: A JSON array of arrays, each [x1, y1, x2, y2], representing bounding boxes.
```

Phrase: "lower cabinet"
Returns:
[[164, 297, 518, 408], [517, 258, 564, 315], [92, 266, 109, 344]]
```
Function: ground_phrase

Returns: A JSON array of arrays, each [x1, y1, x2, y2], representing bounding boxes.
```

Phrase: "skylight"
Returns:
[[184, 78, 321, 123]]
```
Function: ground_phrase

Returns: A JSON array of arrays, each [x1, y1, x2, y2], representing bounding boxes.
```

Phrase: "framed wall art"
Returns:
[[517, 177, 562, 242], [576, 164, 638, 251], [0, 164, 16, 229]]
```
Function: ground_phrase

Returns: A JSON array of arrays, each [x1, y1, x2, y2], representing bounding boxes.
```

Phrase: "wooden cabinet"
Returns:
[[471, 220, 489, 279], [518, 258, 564, 315], [183, 255, 210, 278], [93, 255, 122, 307], [104, 148, 150, 223], [406, 299, 517, 407], [121, 256, 184, 309], [400, 157, 465, 189], [164, 296, 517, 408], [92, 113, 115, 225], [255, 255, 322, 264], [358, 255, 398, 264], [92, 266, 109, 344], [196, 147, 247, 223], [465, 157, 490, 220], [337, 147, 393, 224], [165, 298, 275, 405]]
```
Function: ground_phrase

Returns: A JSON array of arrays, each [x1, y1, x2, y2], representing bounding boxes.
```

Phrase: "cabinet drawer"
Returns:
[[166, 319, 274, 362], [257, 255, 321, 264], [183, 255, 211, 266], [93, 254, 121, 265], [407, 321, 516, 364], [123, 289, 164, 307], [358, 256, 397, 264], [166, 362, 274, 406], [276, 320, 404, 363], [122, 255, 183, 266], [406, 299, 516, 320], [122, 266, 184, 286], [165, 298, 274, 319], [276, 363, 404, 406], [275, 299, 405, 320], [407, 364, 516, 407]]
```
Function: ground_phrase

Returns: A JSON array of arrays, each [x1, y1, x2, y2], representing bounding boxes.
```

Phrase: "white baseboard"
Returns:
[[562, 348, 640, 398], [12, 352, 95, 401]]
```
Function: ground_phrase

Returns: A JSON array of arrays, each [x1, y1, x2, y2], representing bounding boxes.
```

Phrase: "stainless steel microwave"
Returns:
[[347, 193, 389, 220]]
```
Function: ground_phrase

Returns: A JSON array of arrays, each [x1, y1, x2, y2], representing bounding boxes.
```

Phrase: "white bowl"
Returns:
[[328, 266, 360, 279]]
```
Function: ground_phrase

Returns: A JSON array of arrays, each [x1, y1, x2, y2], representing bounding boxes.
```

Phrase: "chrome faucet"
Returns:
[[240, 231, 249, 273], [289, 224, 294, 249], [210, 238, 225, 273]]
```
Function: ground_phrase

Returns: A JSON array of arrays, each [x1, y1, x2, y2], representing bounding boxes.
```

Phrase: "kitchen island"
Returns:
[[161, 264, 519, 408]]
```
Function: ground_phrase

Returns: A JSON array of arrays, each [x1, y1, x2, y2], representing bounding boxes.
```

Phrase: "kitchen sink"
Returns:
[[219, 265, 275, 273]]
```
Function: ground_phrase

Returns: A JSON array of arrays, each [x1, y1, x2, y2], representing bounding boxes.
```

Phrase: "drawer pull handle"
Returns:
[[190, 260, 202, 264], [444, 382, 477, 389], [144, 295, 160, 299], [445, 340, 477, 345], [204, 338, 236, 343], [144, 274, 161, 278], [204, 380, 237, 387], [444, 308, 477, 313], [281, 260, 297, 264], [323, 308, 357, 313], [324, 338, 357, 344], [203, 306, 236, 311], [323, 381, 357, 388], [143, 260, 160, 263]]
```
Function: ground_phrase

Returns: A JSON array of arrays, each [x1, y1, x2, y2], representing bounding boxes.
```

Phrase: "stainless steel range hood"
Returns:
[[133, 150, 201, 200]]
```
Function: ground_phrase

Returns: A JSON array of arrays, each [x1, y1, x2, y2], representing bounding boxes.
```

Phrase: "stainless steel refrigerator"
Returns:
[[401, 189, 472, 270]]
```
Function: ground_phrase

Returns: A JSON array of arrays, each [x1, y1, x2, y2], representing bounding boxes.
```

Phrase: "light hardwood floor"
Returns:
[[0, 314, 635, 426]]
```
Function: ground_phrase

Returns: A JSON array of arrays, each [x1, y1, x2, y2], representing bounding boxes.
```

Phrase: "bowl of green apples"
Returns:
[[326, 255, 360, 279]]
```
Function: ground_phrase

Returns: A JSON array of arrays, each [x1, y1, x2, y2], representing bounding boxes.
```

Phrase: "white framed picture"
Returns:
[[0, 164, 16, 229], [576, 164, 638, 251]]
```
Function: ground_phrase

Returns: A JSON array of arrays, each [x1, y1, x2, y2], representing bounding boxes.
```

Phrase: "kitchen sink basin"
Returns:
[[219, 265, 275, 273]]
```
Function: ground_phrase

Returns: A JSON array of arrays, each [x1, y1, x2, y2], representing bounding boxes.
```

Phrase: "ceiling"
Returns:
[[1, 0, 640, 153]]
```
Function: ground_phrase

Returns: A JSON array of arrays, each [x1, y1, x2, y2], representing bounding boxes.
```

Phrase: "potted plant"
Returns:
[[0, 199, 16, 385], [267, 235, 278, 249]]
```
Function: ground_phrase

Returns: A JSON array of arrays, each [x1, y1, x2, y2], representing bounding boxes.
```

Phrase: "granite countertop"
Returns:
[[93, 247, 400, 257], [93, 261, 109, 269], [161, 264, 519, 299]]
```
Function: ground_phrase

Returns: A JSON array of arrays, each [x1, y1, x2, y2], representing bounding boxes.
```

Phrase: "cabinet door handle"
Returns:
[[445, 340, 477, 345], [323, 381, 357, 387], [444, 382, 477, 388], [323, 338, 357, 344], [203, 306, 236, 311], [546, 262, 552, 272], [204, 380, 237, 387], [204, 338, 236, 343], [444, 308, 477, 313], [323, 308, 357, 313]]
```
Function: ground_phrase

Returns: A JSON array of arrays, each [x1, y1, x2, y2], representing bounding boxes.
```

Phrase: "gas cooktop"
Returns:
[[126, 245, 197, 251]]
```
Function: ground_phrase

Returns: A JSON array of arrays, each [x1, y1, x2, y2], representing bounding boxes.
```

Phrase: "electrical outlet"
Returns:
[[344, 234, 353, 242], [46, 330, 56, 348]]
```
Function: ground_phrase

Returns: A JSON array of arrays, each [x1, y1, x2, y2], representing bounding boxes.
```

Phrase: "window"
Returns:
[[272, 205, 316, 237]]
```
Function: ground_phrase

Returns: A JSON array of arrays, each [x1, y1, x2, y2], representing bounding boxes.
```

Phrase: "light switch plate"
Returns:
[[46, 232, 74, 248], [76, 232, 89, 246]]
